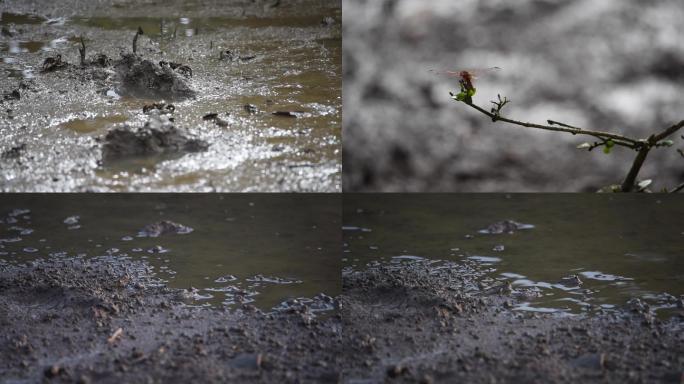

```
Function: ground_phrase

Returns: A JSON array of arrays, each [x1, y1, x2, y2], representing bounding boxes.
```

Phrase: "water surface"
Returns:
[[343, 194, 684, 316], [0, 194, 340, 311]]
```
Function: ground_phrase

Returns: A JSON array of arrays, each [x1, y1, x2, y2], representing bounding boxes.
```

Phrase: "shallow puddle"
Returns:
[[343, 194, 684, 317], [0, 194, 340, 311], [0, 12, 46, 25], [57, 114, 128, 134]]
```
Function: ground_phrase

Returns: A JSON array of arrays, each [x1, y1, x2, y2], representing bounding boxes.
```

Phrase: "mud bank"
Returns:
[[339, 260, 684, 383], [0, 258, 342, 383]]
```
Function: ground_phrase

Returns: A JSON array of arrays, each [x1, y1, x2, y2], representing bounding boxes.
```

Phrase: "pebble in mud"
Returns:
[[143, 103, 175, 114], [556, 275, 583, 288], [41, 54, 68, 72], [243, 104, 259, 114], [480, 220, 534, 234], [1, 144, 26, 159]]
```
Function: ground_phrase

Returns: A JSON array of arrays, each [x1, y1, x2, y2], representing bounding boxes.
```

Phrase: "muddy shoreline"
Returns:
[[339, 260, 684, 383], [0, 258, 342, 383], [2, 256, 682, 383]]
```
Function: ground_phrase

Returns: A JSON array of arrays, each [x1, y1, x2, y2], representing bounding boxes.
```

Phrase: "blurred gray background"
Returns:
[[343, 0, 684, 192]]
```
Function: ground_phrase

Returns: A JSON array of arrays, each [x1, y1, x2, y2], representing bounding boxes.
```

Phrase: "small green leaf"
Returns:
[[603, 140, 614, 154], [468, 88, 477, 97], [657, 140, 674, 147], [576, 142, 592, 150]]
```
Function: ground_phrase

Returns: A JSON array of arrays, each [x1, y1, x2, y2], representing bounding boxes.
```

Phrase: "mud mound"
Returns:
[[101, 113, 208, 162], [114, 54, 195, 100]]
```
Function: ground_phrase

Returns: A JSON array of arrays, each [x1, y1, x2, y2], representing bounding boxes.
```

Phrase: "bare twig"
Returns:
[[133, 26, 143, 54], [107, 327, 123, 344], [670, 182, 684, 193], [653, 120, 684, 142], [78, 36, 86, 66], [459, 98, 684, 192], [621, 138, 652, 192], [463, 101, 640, 147], [620, 120, 684, 191]]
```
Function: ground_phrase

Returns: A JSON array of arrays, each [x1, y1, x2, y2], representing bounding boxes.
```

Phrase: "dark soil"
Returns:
[[339, 260, 684, 383], [100, 113, 208, 163], [0, 258, 342, 383], [113, 54, 195, 100], [2, 253, 681, 382]]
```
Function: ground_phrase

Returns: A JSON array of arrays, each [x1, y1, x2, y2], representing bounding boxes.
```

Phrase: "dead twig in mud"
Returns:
[[78, 36, 86, 67], [107, 327, 123, 344], [670, 182, 684, 193], [452, 83, 684, 192], [132, 26, 143, 54]]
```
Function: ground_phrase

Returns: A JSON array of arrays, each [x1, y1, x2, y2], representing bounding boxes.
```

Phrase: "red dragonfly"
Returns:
[[429, 66, 501, 91]]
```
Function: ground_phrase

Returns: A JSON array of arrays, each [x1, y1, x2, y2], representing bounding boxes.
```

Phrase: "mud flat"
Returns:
[[0, 0, 341, 192], [0, 258, 341, 383], [339, 259, 684, 383]]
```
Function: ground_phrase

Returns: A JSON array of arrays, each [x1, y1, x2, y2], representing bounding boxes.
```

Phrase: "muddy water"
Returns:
[[343, 194, 684, 316], [0, 0, 341, 192], [0, 194, 340, 310]]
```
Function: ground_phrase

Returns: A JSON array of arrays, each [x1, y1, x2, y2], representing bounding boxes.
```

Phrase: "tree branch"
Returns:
[[670, 181, 684, 193], [653, 120, 684, 142], [620, 140, 651, 192], [463, 101, 640, 147]]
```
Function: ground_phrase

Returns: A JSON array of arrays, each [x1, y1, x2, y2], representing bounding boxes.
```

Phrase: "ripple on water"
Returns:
[[391, 255, 426, 262], [468, 255, 502, 264], [579, 271, 633, 281]]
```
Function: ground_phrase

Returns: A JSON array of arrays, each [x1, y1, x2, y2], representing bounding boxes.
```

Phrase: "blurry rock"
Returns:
[[42, 54, 67, 72], [138, 220, 193, 237], [480, 220, 534, 234], [229, 353, 262, 369], [243, 104, 259, 114], [572, 353, 605, 370], [556, 275, 583, 288], [1, 143, 26, 159]]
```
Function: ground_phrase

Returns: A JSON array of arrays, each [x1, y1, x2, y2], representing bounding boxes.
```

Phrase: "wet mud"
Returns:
[[0, 258, 342, 383], [339, 259, 684, 383], [0, 0, 341, 192], [2, 256, 681, 383], [101, 113, 208, 163]]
